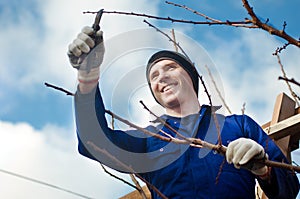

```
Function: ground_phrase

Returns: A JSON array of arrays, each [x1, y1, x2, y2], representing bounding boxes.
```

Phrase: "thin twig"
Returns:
[[242, 0, 300, 48], [105, 109, 226, 153], [204, 65, 232, 114], [273, 42, 291, 55], [241, 102, 246, 115], [165, 1, 256, 28], [166, 1, 221, 23], [45, 82, 300, 176], [84, 6, 300, 47], [278, 77, 300, 87], [129, 174, 147, 199], [44, 79, 300, 174], [87, 142, 168, 199], [104, 110, 191, 145], [134, 173, 168, 199], [276, 54, 300, 106], [171, 29, 179, 52], [100, 163, 139, 191], [215, 158, 226, 184], [197, 72, 223, 146], [83, 10, 253, 26], [256, 185, 262, 199], [143, 20, 192, 63], [104, 108, 300, 173], [44, 82, 75, 96], [139, 100, 192, 143]]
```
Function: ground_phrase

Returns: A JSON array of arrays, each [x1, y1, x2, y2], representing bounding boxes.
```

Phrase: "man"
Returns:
[[68, 26, 299, 198]]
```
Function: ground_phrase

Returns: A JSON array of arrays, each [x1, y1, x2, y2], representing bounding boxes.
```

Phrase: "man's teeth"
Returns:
[[163, 85, 172, 92]]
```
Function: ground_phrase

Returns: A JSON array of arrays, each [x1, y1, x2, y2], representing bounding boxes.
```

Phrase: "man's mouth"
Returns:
[[161, 83, 177, 93]]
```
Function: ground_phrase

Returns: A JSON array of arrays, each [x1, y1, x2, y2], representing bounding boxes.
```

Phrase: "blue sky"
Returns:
[[0, 0, 300, 198]]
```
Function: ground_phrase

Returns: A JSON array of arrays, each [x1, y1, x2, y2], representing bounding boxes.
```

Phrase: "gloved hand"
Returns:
[[68, 26, 105, 84], [226, 138, 268, 176]]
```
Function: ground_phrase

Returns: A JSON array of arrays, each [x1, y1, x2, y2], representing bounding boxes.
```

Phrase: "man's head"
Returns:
[[146, 50, 199, 108]]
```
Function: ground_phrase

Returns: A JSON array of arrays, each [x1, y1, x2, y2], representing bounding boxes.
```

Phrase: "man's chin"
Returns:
[[161, 98, 180, 109]]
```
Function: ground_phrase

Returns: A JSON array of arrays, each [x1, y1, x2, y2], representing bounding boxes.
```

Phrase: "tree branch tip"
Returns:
[[139, 100, 146, 107], [264, 18, 269, 24]]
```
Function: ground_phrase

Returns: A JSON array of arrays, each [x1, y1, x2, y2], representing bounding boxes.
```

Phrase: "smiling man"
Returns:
[[146, 51, 200, 117], [68, 26, 299, 199]]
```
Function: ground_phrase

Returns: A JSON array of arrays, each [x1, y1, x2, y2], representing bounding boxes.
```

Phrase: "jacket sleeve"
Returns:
[[74, 85, 147, 170], [243, 115, 299, 199]]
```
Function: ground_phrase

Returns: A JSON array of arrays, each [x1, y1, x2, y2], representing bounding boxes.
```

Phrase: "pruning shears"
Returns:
[[85, 9, 104, 73]]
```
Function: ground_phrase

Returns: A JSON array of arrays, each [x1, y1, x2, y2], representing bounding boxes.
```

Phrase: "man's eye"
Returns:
[[167, 65, 176, 70], [151, 74, 158, 81]]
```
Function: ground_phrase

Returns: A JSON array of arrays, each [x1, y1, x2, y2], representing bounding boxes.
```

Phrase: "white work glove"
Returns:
[[226, 138, 268, 176], [68, 26, 105, 84]]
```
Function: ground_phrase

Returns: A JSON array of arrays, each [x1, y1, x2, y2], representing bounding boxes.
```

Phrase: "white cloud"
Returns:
[[0, 120, 136, 199], [0, 0, 160, 95]]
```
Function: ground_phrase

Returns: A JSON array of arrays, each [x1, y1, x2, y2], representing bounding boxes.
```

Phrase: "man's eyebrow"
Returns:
[[149, 70, 158, 78], [164, 62, 179, 67], [150, 61, 179, 76]]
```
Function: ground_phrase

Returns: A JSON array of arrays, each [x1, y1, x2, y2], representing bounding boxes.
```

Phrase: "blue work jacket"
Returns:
[[75, 86, 299, 199]]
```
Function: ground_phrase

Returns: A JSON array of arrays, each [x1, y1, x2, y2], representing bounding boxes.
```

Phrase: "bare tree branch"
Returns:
[[129, 174, 147, 199], [100, 163, 140, 191], [278, 77, 300, 88], [242, 0, 300, 48], [139, 100, 192, 143], [44, 82, 75, 96], [275, 54, 300, 106], [83, 10, 253, 26], [166, 1, 221, 23], [87, 142, 168, 199], [273, 42, 291, 55], [204, 65, 232, 114], [84, 4, 299, 49], [241, 102, 246, 115], [171, 29, 179, 52], [165, 1, 256, 28], [143, 20, 192, 63], [105, 109, 193, 146], [104, 107, 300, 173], [44, 83, 300, 177]]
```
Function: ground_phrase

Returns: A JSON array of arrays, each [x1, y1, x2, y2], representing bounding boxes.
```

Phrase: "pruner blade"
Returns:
[[92, 9, 104, 32]]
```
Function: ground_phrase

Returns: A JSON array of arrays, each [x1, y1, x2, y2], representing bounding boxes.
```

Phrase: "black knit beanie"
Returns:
[[146, 50, 199, 104]]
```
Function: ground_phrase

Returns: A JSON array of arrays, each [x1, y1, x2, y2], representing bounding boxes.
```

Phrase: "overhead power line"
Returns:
[[0, 168, 95, 199]]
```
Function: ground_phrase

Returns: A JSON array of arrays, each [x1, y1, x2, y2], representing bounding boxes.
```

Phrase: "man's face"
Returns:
[[148, 59, 196, 109]]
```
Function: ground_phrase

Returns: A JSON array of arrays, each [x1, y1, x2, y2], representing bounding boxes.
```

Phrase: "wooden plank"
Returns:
[[264, 113, 300, 140], [296, 106, 300, 114], [269, 93, 296, 161], [119, 186, 151, 199], [258, 93, 296, 199], [270, 93, 295, 125], [276, 136, 291, 161], [261, 121, 271, 129]]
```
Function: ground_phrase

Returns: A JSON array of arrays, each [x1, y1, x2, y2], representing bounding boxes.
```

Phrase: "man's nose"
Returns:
[[157, 73, 169, 83]]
